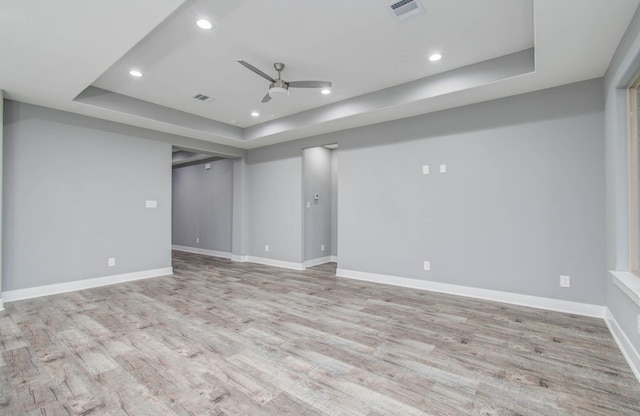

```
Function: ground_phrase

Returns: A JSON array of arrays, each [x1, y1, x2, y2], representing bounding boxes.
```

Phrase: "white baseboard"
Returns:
[[2, 267, 173, 303], [246, 256, 304, 271], [0, 298, 3, 311], [605, 308, 640, 383], [304, 256, 333, 268], [172, 245, 232, 259], [172, 247, 303, 271], [336, 268, 606, 318], [330, 256, 338, 262]]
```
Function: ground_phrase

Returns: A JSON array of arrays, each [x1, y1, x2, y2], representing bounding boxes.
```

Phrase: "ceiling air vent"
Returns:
[[388, 0, 425, 22], [193, 93, 214, 102]]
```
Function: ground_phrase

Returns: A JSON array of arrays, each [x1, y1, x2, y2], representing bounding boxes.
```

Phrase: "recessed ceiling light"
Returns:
[[321, 89, 331, 95], [429, 53, 442, 62], [196, 19, 212, 30], [251, 111, 260, 117], [129, 70, 142, 77]]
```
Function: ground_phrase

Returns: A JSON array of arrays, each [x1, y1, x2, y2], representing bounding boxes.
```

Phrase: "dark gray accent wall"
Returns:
[[3, 101, 172, 291], [303, 147, 332, 261], [172, 160, 233, 253], [247, 78, 605, 305], [604, 5, 640, 352]]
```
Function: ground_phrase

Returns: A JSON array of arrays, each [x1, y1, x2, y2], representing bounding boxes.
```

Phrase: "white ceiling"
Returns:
[[1, 0, 638, 150]]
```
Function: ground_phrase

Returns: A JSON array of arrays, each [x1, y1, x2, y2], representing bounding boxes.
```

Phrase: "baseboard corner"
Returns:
[[605, 308, 640, 383]]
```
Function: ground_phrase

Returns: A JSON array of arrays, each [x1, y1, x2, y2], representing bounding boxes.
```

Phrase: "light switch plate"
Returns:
[[422, 165, 429, 175], [560, 275, 571, 288], [439, 164, 447, 173], [145, 200, 157, 208]]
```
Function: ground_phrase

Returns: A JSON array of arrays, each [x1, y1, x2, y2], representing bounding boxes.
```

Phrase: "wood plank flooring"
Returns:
[[1, 250, 639, 415]]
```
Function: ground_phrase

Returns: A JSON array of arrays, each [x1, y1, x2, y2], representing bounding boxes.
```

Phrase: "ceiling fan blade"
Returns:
[[261, 92, 272, 103], [288, 80, 332, 88], [237, 59, 276, 82]]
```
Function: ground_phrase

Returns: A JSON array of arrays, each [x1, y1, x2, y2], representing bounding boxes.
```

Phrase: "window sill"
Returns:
[[610, 271, 640, 308]]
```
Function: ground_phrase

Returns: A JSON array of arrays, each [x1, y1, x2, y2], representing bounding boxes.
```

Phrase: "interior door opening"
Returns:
[[302, 144, 338, 270]]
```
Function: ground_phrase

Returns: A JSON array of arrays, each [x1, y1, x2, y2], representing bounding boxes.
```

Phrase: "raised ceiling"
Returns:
[[1, 0, 638, 149]]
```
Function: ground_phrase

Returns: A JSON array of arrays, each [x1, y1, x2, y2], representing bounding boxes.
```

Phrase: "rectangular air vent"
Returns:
[[388, 0, 425, 22], [193, 94, 213, 102]]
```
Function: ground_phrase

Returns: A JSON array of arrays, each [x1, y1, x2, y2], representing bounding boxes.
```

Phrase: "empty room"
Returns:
[[2, 0, 640, 414]]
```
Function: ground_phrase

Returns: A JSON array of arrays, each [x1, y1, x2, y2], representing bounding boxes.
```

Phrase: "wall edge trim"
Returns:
[[605, 308, 640, 383], [336, 268, 606, 318], [304, 256, 333, 268], [172, 245, 232, 259], [247, 256, 304, 271], [2, 267, 174, 303]]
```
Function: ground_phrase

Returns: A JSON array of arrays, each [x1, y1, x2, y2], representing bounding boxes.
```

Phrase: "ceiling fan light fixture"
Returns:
[[321, 89, 331, 95], [269, 86, 288, 98], [429, 53, 442, 62]]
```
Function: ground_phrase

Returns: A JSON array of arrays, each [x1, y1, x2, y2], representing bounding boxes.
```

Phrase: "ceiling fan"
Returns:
[[237, 60, 332, 103]]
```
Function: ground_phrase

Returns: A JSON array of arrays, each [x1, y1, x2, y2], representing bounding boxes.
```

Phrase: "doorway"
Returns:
[[303, 144, 338, 267]]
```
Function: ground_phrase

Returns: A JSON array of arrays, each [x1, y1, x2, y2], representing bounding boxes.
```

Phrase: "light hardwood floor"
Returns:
[[1, 251, 639, 415]]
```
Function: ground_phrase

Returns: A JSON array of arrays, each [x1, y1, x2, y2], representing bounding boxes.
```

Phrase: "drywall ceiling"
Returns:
[[1, 0, 638, 150]]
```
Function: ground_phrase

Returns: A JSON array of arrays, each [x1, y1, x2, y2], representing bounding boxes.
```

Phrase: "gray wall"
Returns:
[[3, 101, 172, 291], [172, 159, 233, 253], [0, 91, 3, 302], [248, 145, 303, 263], [331, 149, 338, 258], [604, 6, 640, 351], [303, 147, 332, 261], [247, 79, 605, 305]]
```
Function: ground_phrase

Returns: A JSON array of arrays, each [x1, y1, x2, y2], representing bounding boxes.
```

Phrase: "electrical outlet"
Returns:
[[439, 164, 447, 173], [265, 244, 270, 252], [422, 165, 429, 175], [108, 258, 116, 267], [321, 244, 325, 252], [424, 261, 431, 271], [196, 237, 200, 244], [560, 275, 571, 288]]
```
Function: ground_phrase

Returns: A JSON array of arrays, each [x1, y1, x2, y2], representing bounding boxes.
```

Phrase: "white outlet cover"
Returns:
[[439, 164, 447, 173], [307, 201, 310, 208], [424, 261, 431, 271], [108, 258, 116, 267], [560, 275, 571, 288], [321, 244, 325, 251], [265, 245, 270, 252], [145, 200, 157, 208], [422, 165, 429, 175]]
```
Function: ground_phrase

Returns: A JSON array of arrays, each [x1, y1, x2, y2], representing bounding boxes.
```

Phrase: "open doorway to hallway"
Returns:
[[302, 144, 338, 270], [171, 147, 234, 259]]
